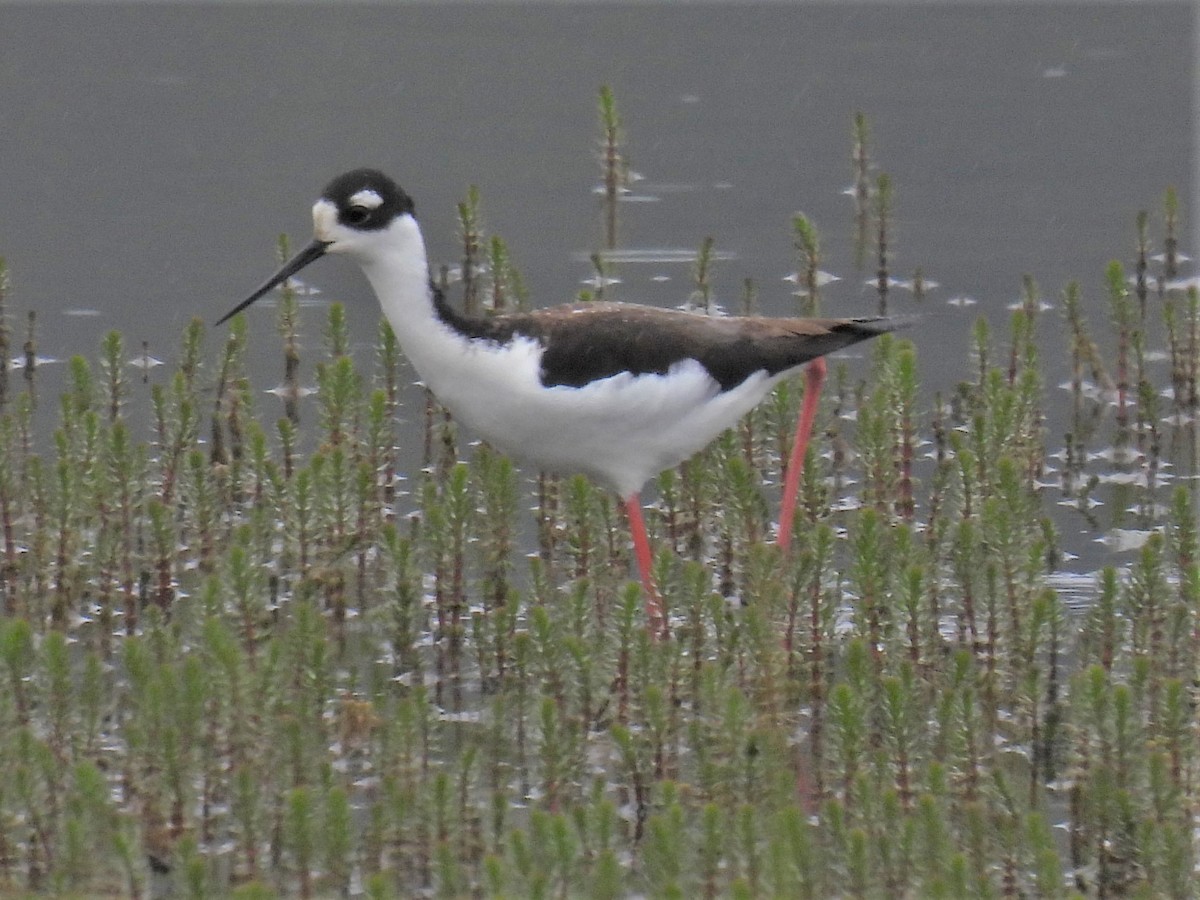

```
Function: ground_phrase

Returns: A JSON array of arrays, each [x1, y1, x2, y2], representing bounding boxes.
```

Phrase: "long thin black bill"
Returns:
[[214, 239, 331, 326]]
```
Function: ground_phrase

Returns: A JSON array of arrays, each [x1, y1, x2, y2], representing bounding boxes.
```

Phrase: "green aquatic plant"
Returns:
[[0, 93, 1196, 898]]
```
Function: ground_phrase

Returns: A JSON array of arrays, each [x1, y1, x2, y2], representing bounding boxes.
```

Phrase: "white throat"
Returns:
[[354, 214, 433, 325], [344, 214, 479, 401]]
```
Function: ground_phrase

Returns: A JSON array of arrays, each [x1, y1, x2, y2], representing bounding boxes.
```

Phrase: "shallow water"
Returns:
[[0, 1, 1193, 577]]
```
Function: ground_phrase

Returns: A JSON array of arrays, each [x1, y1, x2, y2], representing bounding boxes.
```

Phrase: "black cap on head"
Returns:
[[321, 169, 415, 231]]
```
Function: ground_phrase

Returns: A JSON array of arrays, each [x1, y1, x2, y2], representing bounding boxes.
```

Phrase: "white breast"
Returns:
[[419, 333, 780, 497]]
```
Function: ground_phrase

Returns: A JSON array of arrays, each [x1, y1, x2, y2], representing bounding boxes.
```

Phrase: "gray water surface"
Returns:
[[0, 2, 1194, 573]]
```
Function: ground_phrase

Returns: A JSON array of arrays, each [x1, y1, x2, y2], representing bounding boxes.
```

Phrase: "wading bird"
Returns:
[[218, 169, 902, 637]]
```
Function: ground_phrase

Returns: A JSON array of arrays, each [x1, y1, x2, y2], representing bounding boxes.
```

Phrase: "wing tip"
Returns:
[[852, 313, 919, 334]]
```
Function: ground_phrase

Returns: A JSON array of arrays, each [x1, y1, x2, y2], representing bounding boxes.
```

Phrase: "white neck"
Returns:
[[354, 214, 432, 320], [352, 215, 472, 393]]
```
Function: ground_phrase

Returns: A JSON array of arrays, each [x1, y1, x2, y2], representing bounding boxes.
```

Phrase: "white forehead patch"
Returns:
[[349, 189, 384, 209], [312, 199, 338, 242]]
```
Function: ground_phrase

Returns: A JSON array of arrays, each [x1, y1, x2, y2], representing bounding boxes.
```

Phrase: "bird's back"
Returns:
[[434, 295, 904, 392]]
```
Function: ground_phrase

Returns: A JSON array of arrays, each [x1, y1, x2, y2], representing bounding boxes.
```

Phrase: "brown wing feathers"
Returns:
[[533, 306, 902, 391], [431, 290, 904, 392]]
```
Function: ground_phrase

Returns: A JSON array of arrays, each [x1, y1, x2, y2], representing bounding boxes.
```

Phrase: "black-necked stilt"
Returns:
[[217, 169, 904, 637]]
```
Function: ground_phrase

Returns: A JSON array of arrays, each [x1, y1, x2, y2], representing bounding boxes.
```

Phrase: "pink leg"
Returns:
[[778, 358, 827, 554], [624, 494, 667, 639]]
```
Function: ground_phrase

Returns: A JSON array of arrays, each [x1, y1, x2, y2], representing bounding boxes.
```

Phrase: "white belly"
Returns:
[[417, 335, 781, 498]]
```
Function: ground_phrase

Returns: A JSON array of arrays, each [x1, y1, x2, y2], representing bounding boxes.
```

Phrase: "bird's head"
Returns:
[[215, 168, 418, 326]]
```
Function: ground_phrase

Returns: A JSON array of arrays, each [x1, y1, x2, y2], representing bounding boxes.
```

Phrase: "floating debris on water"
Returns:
[[127, 352, 164, 370], [9, 354, 58, 369], [783, 269, 841, 286], [1094, 527, 1161, 552], [1007, 297, 1055, 312], [579, 274, 622, 289], [583, 247, 739, 264]]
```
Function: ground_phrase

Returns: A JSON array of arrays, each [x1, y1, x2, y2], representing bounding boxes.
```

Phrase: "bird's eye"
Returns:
[[344, 205, 371, 226]]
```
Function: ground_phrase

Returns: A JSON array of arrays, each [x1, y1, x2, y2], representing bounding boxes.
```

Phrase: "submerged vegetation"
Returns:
[[0, 92, 1196, 898]]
